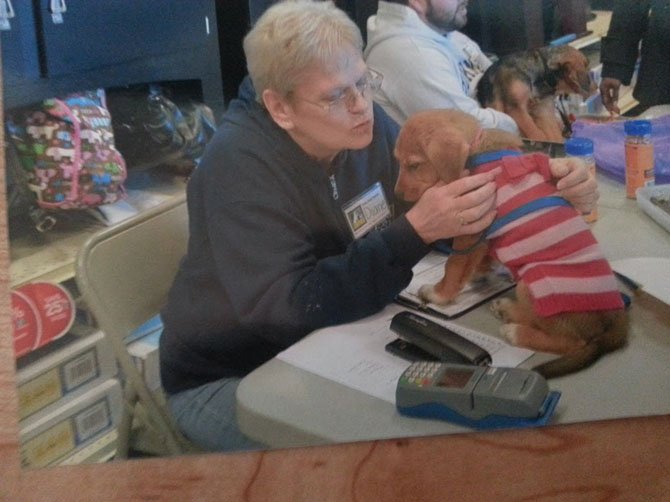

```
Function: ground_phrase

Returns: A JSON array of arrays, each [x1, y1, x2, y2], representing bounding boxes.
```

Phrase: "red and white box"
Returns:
[[12, 281, 76, 358]]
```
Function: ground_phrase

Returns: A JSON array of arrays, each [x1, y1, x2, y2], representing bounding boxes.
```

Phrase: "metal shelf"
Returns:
[[10, 169, 187, 289]]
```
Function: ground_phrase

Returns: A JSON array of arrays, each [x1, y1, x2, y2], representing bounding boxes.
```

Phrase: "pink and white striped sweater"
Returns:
[[471, 151, 624, 317]]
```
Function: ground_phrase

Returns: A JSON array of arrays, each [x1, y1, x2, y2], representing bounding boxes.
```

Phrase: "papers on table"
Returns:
[[276, 304, 533, 404], [611, 257, 670, 306]]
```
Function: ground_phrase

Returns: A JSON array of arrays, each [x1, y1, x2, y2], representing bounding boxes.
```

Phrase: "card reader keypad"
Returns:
[[402, 361, 442, 386]]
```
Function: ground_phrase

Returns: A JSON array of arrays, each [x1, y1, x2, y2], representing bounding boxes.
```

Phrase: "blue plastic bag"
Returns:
[[571, 115, 670, 185]]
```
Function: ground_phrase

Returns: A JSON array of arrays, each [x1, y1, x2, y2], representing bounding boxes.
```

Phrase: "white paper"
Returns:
[[125, 189, 175, 212], [435, 319, 534, 368], [89, 199, 138, 225], [277, 304, 533, 404], [611, 257, 670, 305]]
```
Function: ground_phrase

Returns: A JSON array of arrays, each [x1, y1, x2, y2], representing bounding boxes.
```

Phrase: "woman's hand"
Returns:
[[549, 156, 599, 215], [405, 171, 498, 244]]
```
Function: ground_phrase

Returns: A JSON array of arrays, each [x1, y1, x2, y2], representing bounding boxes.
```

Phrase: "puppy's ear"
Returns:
[[563, 67, 594, 97], [553, 48, 594, 96], [424, 127, 471, 182]]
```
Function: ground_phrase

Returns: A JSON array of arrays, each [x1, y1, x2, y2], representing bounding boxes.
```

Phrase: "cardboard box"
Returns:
[[20, 378, 122, 468], [126, 313, 163, 344], [58, 427, 118, 465], [16, 330, 118, 421], [637, 185, 670, 234], [127, 330, 161, 392]]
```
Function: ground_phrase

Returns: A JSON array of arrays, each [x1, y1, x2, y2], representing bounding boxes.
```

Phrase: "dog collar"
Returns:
[[466, 150, 522, 170]]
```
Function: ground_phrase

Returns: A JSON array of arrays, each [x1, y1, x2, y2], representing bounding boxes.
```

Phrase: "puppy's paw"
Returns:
[[418, 284, 455, 306], [500, 323, 521, 346], [490, 298, 514, 321]]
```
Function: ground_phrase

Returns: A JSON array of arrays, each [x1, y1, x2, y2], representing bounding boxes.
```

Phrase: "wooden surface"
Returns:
[[1, 58, 670, 502]]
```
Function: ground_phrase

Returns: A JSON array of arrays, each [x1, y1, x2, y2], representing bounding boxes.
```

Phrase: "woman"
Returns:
[[159, 0, 598, 452]]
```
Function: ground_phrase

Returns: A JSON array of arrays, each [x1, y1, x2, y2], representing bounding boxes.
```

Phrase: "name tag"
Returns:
[[342, 182, 392, 239]]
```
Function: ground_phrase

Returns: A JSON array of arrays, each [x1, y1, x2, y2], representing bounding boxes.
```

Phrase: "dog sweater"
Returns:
[[470, 151, 624, 317]]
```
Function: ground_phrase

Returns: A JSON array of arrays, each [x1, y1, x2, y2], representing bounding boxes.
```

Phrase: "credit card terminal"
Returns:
[[396, 362, 561, 429]]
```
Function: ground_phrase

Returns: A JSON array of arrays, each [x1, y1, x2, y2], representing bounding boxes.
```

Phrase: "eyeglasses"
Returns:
[[293, 69, 383, 114]]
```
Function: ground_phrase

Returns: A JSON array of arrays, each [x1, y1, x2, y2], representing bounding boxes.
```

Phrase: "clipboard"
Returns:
[[396, 252, 515, 319]]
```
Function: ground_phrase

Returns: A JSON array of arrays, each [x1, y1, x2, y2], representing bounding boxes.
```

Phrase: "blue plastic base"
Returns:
[[397, 391, 561, 430]]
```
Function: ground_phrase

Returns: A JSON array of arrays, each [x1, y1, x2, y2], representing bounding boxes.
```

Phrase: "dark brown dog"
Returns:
[[394, 109, 628, 378], [477, 45, 596, 143]]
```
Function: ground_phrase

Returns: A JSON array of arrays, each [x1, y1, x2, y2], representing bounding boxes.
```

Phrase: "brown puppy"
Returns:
[[394, 109, 628, 378], [477, 45, 597, 143]]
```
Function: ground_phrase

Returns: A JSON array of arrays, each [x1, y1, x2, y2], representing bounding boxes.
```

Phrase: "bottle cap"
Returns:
[[624, 120, 652, 136], [565, 137, 594, 156]]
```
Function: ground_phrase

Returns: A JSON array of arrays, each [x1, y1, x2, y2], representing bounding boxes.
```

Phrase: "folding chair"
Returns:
[[75, 193, 197, 458]]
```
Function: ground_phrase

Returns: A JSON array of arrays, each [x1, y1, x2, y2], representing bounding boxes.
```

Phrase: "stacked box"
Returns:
[[58, 428, 118, 465], [127, 314, 163, 392], [16, 330, 118, 421], [127, 329, 162, 392], [20, 378, 122, 468], [126, 313, 163, 344]]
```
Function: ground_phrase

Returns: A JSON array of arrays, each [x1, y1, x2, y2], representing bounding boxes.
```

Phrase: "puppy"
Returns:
[[394, 109, 628, 378], [477, 45, 597, 143]]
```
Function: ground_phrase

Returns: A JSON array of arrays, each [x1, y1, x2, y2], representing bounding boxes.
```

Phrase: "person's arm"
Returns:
[[599, 0, 650, 113], [201, 150, 499, 348], [549, 157, 599, 214], [600, 77, 623, 115], [196, 122, 429, 347], [600, 0, 650, 86], [405, 173, 498, 243], [405, 156, 599, 239], [209, 195, 427, 341]]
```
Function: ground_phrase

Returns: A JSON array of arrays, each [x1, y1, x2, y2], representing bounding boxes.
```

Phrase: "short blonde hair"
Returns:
[[243, 0, 364, 103]]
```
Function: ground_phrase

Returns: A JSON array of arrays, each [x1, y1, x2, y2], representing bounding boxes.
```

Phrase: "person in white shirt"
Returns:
[[364, 0, 518, 133]]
